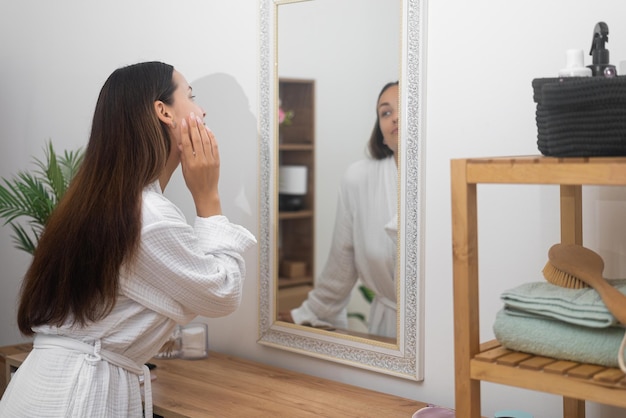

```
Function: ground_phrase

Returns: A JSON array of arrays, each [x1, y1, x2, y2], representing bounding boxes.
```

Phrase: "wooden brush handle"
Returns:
[[549, 243, 626, 325], [590, 278, 626, 325]]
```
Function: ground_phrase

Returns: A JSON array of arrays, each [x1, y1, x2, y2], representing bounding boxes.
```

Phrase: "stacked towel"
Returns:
[[532, 76, 626, 157], [493, 309, 624, 367], [500, 279, 626, 327], [493, 279, 626, 367]]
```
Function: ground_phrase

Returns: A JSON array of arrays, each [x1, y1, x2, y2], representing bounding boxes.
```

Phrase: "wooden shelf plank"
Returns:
[[568, 364, 606, 379], [593, 368, 626, 384], [279, 210, 313, 220], [279, 143, 314, 151], [461, 156, 626, 185], [496, 352, 533, 367], [278, 276, 313, 288], [471, 358, 626, 407], [474, 346, 511, 363], [544, 360, 580, 375], [519, 356, 557, 371]]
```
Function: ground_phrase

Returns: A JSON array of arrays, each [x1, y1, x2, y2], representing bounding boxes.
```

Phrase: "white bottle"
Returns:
[[558, 49, 592, 77]]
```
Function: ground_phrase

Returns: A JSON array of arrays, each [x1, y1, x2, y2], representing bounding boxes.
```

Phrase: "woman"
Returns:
[[0, 61, 256, 417], [280, 81, 399, 338]]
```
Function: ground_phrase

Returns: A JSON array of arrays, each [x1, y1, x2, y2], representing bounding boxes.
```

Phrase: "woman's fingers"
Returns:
[[188, 112, 202, 157], [203, 125, 220, 163], [179, 113, 206, 159], [178, 112, 220, 173], [178, 111, 220, 174], [182, 112, 219, 162], [177, 112, 222, 217], [179, 117, 191, 158]]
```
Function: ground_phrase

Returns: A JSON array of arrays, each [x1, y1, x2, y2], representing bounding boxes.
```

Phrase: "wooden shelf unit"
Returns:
[[277, 78, 315, 312], [450, 155, 626, 418]]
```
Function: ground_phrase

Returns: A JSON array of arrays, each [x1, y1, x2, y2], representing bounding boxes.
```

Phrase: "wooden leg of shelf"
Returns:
[[451, 159, 481, 417], [560, 185, 582, 245], [563, 397, 585, 418], [560, 189, 585, 416]]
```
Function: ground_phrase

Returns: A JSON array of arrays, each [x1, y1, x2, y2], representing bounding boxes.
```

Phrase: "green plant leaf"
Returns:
[[47, 144, 65, 201], [10, 223, 37, 255], [358, 285, 376, 303], [0, 174, 52, 225], [60, 148, 84, 186], [0, 140, 84, 254], [347, 313, 366, 322]]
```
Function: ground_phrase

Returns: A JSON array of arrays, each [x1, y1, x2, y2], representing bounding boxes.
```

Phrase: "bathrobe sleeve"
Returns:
[[290, 157, 398, 335], [291, 158, 397, 334], [290, 172, 358, 329], [121, 183, 256, 324]]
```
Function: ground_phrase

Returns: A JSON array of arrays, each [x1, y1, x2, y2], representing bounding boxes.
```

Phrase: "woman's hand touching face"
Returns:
[[162, 70, 221, 217], [178, 112, 222, 218]]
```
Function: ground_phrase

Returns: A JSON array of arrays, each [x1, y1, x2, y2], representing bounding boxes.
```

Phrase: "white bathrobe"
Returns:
[[0, 181, 256, 418], [291, 156, 398, 338]]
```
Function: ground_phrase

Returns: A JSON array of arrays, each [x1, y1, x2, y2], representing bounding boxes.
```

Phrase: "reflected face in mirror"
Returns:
[[377, 83, 400, 156], [281, 81, 400, 340]]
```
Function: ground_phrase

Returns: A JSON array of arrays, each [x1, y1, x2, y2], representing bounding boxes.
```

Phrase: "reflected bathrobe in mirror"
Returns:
[[291, 156, 397, 338], [0, 181, 256, 418]]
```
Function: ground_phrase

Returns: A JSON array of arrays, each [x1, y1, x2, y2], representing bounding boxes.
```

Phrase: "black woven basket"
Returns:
[[533, 76, 626, 157]]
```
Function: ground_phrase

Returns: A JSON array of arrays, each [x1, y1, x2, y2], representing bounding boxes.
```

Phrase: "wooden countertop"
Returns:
[[3, 345, 428, 417], [149, 352, 427, 417]]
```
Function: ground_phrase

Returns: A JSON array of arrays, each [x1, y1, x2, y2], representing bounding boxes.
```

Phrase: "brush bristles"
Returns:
[[542, 261, 589, 289]]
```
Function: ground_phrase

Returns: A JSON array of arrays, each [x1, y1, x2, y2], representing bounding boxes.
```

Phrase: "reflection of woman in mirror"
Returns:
[[279, 81, 399, 338]]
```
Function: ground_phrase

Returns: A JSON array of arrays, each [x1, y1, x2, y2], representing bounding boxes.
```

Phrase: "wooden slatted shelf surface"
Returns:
[[472, 340, 626, 407]]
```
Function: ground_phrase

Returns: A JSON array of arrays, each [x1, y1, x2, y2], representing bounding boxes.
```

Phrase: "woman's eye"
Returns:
[[190, 95, 196, 101]]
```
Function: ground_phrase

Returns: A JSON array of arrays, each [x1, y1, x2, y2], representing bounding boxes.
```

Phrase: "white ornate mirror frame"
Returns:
[[258, 0, 426, 380]]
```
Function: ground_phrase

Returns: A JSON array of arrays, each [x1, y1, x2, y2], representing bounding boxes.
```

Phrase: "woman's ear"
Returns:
[[154, 100, 174, 127]]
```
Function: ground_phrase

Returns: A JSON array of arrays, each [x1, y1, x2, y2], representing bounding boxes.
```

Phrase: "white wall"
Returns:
[[1, 1, 626, 417]]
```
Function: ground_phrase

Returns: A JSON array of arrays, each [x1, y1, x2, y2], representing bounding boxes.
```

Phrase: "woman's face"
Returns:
[[377, 84, 399, 155], [170, 70, 206, 130], [154, 69, 208, 186], [164, 70, 206, 161]]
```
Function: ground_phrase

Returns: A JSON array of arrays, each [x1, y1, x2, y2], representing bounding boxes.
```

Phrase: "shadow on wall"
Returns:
[[191, 73, 257, 231]]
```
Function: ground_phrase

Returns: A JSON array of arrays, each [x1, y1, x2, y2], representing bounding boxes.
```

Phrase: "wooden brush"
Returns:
[[542, 243, 626, 325]]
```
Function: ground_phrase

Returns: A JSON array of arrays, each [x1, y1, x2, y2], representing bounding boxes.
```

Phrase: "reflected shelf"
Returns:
[[278, 276, 313, 288], [278, 210, 313, 220], [279, 143, 314, 151]]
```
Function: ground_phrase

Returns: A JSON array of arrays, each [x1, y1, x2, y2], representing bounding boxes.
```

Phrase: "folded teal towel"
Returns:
[[500, 279, 626, 328], [493, 309, 625, 368]]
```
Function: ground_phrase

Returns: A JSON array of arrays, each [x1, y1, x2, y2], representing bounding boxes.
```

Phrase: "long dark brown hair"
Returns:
[[367, 81, 399, 159], [18, 61, 176, 335]]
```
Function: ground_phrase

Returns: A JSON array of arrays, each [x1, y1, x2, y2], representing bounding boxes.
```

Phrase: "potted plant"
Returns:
[[0, 140, 84, 254]]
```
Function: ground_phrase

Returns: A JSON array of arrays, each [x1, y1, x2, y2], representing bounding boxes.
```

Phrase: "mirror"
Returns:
[[258, 0, 426, 380], [277, 1, 400, 341]]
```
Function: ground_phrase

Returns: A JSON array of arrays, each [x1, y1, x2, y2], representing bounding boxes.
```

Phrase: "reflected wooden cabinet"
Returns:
[[278, 78, 315, 312], [451, 156, 626, 418]]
